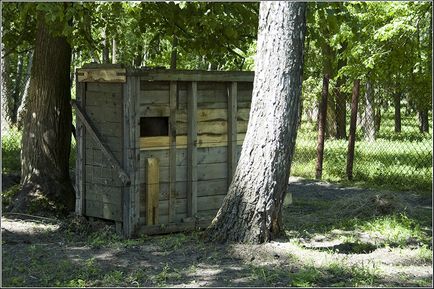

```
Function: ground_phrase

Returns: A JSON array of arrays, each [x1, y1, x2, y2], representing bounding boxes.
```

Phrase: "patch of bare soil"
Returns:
[[2, 177, 432, 287]]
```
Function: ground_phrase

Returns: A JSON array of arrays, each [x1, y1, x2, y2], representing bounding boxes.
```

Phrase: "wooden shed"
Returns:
[[73, 64, 254, 237]]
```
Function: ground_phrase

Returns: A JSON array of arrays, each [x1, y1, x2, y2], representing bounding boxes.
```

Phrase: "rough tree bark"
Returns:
[[334, 46, 347, 140], [362, 80, 376, 141], [315, 75, 329, 180], [205, 1, 306, 244], [418, 110, 429, 133], [346, 80, 360, 181], [393, 92, 401, 133], [12, 13, 75, 214]]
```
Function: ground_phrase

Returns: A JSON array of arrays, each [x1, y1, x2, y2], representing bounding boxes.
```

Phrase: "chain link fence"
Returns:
[[291, 83, 432, 192]]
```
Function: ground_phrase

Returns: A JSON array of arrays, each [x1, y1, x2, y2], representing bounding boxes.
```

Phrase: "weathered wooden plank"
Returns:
[[85, 135, 122, 161], [139, 147, 228, 168], [158, 179, 228, 200], [146, 158, 160, 225], [85, 92, 122, 107], [197, 179, 229, 196], [140, 80, 170, 91], [139, 133, 246, 150], [238, 89, 253, 102], [237, 82, 253, 90], [147, 163, 227, 183], [133, 75, 141, 232], [168, 81, 177, 222], [135, 70, 254, 82], [176, 120, 248, 135], [75, 80, 86, 215], [135, 220, 199, 236], [187, 81, 198, 218], [85, 183, 122, 204], [73, 100, 130, 186], [197, 194, 226, 212], [159, 194, 225, 218], [176, 108, 249, 122], [86, 82, 123, 93], [77, 68, 126, 83], [139, 90, 170, 105], [228, 82, 238, 184], [86, 105, 122, 120], [139, 104, 170, 117], [85, 200, 122, 221], [85, 165, 122, 186], [122, 77, 132, 237]]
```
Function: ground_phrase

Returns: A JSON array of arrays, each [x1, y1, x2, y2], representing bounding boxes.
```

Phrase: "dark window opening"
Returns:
[[140, 117, 169, 137]]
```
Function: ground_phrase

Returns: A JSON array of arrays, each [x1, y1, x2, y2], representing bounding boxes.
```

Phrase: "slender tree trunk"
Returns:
[[346, 80, 360, 181], [134, 44, 143, 67], [334, 77, 347, 139], [112, 38, 117, 64], [206, 1, 306, 243], [335, 45, 347, 139], [374, 104, 382, 133], [315, 75, 329, 179], [393, 92, 401, 133], [13, 13, 75, 214], [102, 27, 110, 64], [418, 109, 429, 133], [362, 80, 375, 141], [170, 34, 178, 70], [10, 53, 25, 124]]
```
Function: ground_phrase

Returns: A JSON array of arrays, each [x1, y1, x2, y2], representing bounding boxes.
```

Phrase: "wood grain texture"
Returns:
[[168, 81, 177, 222], [146, 158, 160, 225], [187, 81, 198, 218], [77, 68, 126, 83]]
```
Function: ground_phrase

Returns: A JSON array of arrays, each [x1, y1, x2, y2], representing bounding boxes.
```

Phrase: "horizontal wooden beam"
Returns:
[[72, 100, 131, 185], [135, 218, 213, 236], [129, 69, 254, 82], [139, 134, 246, 150], [77, 68, 126, 83]]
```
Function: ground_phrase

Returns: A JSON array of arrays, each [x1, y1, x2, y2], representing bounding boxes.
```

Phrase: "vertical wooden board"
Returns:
[[227, 82, 238, 185], [134, 76, 141, 230], [146, 158, 160, 225], [122, 78, 131, 236], [187, 81, 198, 218], [169, 81, 177, 222], [76, 81, 86, 215]]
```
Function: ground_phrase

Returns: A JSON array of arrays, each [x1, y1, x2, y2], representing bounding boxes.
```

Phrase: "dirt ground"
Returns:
[[2, 177, 432, 287]]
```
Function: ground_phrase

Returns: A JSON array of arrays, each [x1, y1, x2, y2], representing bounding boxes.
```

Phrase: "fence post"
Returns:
[[346, 79, 360, 180]]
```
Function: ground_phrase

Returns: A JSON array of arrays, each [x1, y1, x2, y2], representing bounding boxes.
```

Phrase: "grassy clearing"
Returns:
[[292, 111, 432, 193]]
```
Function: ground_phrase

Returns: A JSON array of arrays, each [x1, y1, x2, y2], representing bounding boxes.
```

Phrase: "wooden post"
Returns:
[[146, 158, 160, 225], [169, 81, 177, 222], [227, 82, 238, 185], [75, 77, 86, 216], [133, 76, 141, 229], [187, 81, 198, 218], [122, 75, 135, 237], [315, 75, 329, 180], [347, 79, 360, 180]]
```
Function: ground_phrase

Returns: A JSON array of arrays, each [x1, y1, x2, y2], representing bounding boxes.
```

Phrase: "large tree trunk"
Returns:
[[315, 75, 329, 180], [362, 80, 376, 141], [393, 92, 401, 133], [205, 2, 306, 244], [102, 27, 110, 64], [13, 13, 75, 215]]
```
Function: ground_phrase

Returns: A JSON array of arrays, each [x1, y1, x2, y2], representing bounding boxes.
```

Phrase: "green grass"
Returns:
[[292, 110, 432, 193], [1, 128, 22, 173]]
